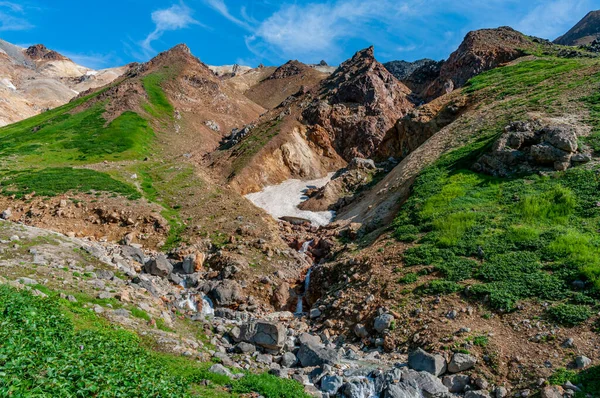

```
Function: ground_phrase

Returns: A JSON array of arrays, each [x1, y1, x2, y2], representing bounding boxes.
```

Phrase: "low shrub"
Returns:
[[547, 303, 593, 326]]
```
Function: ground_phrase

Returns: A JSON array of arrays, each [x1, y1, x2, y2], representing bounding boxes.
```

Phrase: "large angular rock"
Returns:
[[320, 375, 344, 395], [401, 369, 449, 396], [233, 320, 286, 350], [383, 382, 420, 398], [209, 364, 233, 378], [121, 245, 145, 264], [374, 313, 395, 333], [144, 255, 172, 277], [442, 374, 471, 393], [297, 342, 340, 367], [543, 126, 578, 153], [206, 280, 244, 306], [408, 348, 447, 376], [448, 352, 477, 373], [530, 143, 571, 166]]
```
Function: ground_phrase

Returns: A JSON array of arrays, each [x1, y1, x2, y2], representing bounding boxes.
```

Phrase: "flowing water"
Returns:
[[177, 279, 214, 316], [295, 240, 314, 314]]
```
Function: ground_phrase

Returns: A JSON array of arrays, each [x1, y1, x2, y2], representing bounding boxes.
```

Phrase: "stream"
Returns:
[[295, 240, 314, 315]]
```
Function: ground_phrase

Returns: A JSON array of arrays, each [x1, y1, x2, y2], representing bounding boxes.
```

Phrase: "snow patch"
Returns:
[[0, 78, 16, 91], [245, 173, 335, 226]]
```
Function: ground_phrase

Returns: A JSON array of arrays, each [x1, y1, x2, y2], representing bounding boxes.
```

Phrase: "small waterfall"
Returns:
[[295, 240, 314, 315], [177, 279, 214, 316], [201, 295, 215, 316]]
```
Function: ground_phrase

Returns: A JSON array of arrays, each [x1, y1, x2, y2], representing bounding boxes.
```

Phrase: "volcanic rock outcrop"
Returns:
[[554, 10, 600, 46]]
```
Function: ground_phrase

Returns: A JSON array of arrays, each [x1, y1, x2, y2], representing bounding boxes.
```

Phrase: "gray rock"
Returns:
[[465, 391, 492, 398], [1, 208, 11, 220], [474, 377, 489, 390], [340, 378, 376, 398], [494, 386, 508, 398], [144, 255, 173, 277], [298, 332, 321, 346], [121, 245, 145, 264], [234, 320, 286, 350], [543, 126, 578, 153], [401, 369, 449, 396], [320, 375, 344, 395], [182, 254, 197, 274], [354, 323, 369, 338], [113, 308, 131, 318], [209, 364, 233, 378], [349, 157, 376, 170], [530, 143, 571, 166], [540, 386, 565, 398], [233, 342, 256, 354], [374, 313, 395, 333], [207, 280, 244, 306], [256, 353, 273, 364], [575, 355, 591, 369], [97, 292, 112, 300], [448, 352, 477, 373], [310, 308, 322, 319], [571, 153, 592, 163], [562, 338, 575, 348], [442, 374, 471, 393], [408, 348, 447, 376], [280, 352, 297, 368], [297, 342, 340, 367], [383, 382, 420, 398], [95, 269, 114, 280], [17, 277, 38, 285]]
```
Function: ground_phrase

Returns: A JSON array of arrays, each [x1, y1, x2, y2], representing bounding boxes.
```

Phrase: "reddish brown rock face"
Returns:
[[423, 27, 534, 100], [25, 44, 69, 61], [302, 46, 414, 160]]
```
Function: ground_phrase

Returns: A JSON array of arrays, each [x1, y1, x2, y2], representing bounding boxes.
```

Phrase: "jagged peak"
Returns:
[[268, 60, 309, 80], [25, 44, 69, 62]]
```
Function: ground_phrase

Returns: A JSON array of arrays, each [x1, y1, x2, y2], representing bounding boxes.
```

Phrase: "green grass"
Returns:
[[0, 167, 141, 200], [142, 73, 174, 118], [394, 134, 600, 312], [550, 367, 600, 397], [0, 285, 308, 397], [547, 303, 593, 326]]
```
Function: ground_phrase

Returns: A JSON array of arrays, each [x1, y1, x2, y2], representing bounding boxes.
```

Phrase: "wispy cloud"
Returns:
[[203, 0, 252, 30], [516, 0, 594, 40], [61, 50, 123, 70], [140, 2, 203, 57], [0, 1, 33, 32]]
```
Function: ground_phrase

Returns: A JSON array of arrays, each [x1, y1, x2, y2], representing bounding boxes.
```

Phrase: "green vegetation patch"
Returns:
[[394, 134, 600, 312], [550, 366, 600, 396], [0, 285, 308, 397], [0, 101, 153, 166], [0, 167, 141, 199], [142, 72, 174, 118], [230, 119, 281, 177]]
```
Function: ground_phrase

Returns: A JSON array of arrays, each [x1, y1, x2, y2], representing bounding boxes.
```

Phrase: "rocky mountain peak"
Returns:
[[422, 26, 534, 100], [268, 60, 307, 80], [554, 10, 600, 46], [25, 44, 69, 62]]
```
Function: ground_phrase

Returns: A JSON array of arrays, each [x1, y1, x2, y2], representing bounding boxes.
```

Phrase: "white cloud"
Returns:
[[141, 2, 202, 56], [61, 51, 122, 70], [516, 0, 594, 40], [0, 1, 33, 31], [204, 0, 252, 30]]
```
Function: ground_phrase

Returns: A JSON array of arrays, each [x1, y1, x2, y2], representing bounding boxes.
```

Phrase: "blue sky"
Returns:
[[2, 0, 599, 69]]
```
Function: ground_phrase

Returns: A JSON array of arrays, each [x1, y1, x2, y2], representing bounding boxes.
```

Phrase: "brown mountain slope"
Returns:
[[555, 10, 600, 45], [244, 60, 328, 109]]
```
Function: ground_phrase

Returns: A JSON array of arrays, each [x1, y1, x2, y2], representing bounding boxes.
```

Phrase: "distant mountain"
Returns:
[[555, 10, 600, 46], [0, 39, 127, 126]]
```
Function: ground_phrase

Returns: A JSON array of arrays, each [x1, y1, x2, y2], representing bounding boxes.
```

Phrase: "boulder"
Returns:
[[280, 352, 298, 368], [320, 375, 344, 395], [233, 342, 256, 354], [540, 386, 565, 398], [543, 126, 578, 153], [465, 391, 492, 398], [575, 355, 592, 369], [209, 364, 233, 378], [144, 255, 172, 277], [383, 382, 420, 398], [354, 323, 369, 338], [448, 352, 477, 373], [1, 208, 11, 220], [349, 157, 376, 170], [442, 374, 471, 393], [401, 369, 448, 396], [207, 280, 244, 306], [408, 348, 447, 376], [234, 320, 286, 350], [297, 342, 340, 367], [374, 313, 395, 333], [530, 143, 571, 166], [121, 245, 145, 264]]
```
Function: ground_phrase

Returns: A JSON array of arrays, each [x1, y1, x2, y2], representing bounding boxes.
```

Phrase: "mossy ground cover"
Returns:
[[393, 55, 600, 318], [0, 285, 308, 397]]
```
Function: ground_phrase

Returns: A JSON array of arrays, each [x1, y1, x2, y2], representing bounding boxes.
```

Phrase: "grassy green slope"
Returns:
[[392, 56, 600, 317]]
